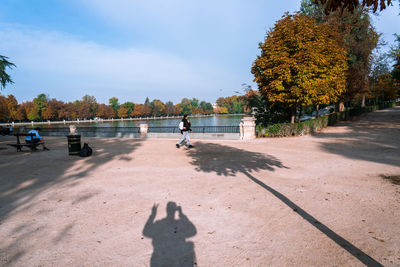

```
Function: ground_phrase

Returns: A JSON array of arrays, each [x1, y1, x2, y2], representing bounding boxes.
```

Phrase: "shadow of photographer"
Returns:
[[143, 202, 197, 267]]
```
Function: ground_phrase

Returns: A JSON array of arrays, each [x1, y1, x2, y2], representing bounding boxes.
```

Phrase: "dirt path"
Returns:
[[0, 107, 399, 266]]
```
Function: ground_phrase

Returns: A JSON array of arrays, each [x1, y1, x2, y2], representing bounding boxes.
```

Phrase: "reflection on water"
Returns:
[[44, 115, 244, 128]]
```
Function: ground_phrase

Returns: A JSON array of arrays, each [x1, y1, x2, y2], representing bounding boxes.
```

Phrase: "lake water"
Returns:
[[47, 115, 244, 128]]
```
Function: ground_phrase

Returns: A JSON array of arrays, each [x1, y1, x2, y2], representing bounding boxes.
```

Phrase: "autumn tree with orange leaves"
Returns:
[[252, 13, 348, 123]]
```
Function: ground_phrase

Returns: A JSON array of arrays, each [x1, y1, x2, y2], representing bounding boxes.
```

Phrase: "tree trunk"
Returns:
[[297, 106, 303, 123], [345, 94, 349, 121], [315, 105, 319, 118], [361, 94, 366, 107], [291, 107, 296, 124]]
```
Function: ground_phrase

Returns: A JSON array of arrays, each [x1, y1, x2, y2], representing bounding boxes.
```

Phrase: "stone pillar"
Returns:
[[240, 116, 256, 140], [140, 123, 148, 138]]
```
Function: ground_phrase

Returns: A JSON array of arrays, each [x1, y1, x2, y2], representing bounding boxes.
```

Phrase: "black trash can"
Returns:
[[67, 135, 81, 156]]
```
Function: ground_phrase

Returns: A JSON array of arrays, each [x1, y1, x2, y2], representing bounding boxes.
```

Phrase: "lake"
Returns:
[[56, 115, 244, 128]]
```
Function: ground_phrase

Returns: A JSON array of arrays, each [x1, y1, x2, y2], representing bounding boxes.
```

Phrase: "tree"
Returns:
[[200, 101, 214, 114], [109, 97, 120, 114], [215, 96, 246, 114], [244, 89, 292, 125], [21, 101, 40, 121], [315, 0, 393, 13], [33, 93, 48, 120], [373, 73, 399, 100], [165, 101, 175, 115], [5, 95, 18, 121], [252, 13, 348, 123], [131, 104, 147, 117], [393, 55, 400, 86], [389, 35, 400, 86], [82, 95, 98, 118], [150, 99, 166, 116], [178, 98, 192, 115], [0, 95, 8, 121], [96, 104, 115, 118], [117, 106, 129, 118], [302, 1, 380, 107], [42, 99, 62, 120], [121, 102, 135, 116], [214, 106, 229, 114], [0, 55, 16, 89]]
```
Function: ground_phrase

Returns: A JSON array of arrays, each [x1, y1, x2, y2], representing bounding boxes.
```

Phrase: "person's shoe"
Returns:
[[188, 145, 194, 148], [176, 144, 180, 148], [43, 147, 50, 151]]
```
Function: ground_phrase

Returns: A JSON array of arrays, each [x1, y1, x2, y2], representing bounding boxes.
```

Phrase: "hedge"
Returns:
[[256, 101, 399, 138]]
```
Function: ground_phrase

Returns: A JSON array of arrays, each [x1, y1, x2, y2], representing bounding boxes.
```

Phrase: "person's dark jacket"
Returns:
[[181, 118, 191, 133]]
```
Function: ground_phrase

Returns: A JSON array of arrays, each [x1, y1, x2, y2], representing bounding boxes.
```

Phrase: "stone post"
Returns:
[[140, 123, 148, 138], [240, 116, 256, 140]]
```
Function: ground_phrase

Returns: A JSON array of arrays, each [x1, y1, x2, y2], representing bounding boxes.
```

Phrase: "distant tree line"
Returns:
[[0, 95, 219, 122]]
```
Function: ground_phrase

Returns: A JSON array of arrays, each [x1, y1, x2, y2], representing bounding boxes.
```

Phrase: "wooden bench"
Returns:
[[7, 133, 43, 152]]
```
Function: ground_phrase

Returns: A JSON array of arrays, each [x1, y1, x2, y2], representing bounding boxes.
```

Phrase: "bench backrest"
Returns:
[[14, 133, 36, 137], [14, 133, 36, 145]]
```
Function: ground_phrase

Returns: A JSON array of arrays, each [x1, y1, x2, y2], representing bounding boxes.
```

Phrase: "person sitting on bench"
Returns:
[[25, 127, 50, 151]]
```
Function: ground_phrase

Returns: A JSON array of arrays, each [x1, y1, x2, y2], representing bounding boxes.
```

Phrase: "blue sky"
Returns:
[[0, 0, 399, 104]]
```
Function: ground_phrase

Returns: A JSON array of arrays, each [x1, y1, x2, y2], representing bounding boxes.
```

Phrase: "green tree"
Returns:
[[315, 0, 393, 13], [252, 13, 348, 123], [179, 98, 192, 115], [144, 97, 150, 106], [108, 97, 120, 115], [200, 101, 213, 114], [0, 55, 15, 89], [121, 102, 135, 116], [33, 93, 48, 120], [389, 34, 400, 86]]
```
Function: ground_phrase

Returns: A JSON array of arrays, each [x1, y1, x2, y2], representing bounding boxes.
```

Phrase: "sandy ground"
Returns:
[[0, 107, 399, 267]]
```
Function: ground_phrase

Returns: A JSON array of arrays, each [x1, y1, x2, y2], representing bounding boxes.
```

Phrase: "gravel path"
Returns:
[[0, 107, 399, 266]]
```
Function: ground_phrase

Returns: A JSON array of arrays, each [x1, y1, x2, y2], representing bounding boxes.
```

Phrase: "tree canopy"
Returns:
[[0, 55, 15, 89], [315, 0, 392, 13], [252, 12, 348, 122]]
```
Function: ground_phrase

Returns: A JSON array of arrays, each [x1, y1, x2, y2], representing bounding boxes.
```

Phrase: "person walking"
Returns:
[[25, 127, 50, 151], [176, 115, 194, 149]]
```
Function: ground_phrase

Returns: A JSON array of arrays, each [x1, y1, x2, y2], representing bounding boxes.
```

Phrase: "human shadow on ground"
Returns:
[[315, 107, 400, 168], [186, 142, 383, 266], [143, 202, 197, 267], [0, 137, 143, 264]]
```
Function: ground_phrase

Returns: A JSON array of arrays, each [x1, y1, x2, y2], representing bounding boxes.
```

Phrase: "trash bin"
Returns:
[[67, 135, 81, 156]]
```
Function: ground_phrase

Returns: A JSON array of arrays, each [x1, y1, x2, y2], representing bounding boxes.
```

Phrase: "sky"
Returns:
[[0, 0, 399, 104]]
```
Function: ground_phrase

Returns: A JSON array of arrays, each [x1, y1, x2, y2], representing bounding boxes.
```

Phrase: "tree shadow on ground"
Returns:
[[143, 202, 197, 267], [315, 107, 400, 168], [186, 142, 383, 266], [0, 137, 143, 264]]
